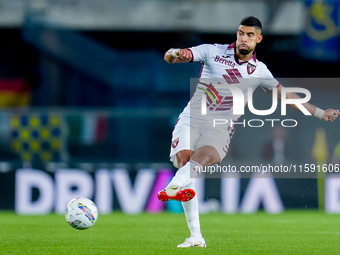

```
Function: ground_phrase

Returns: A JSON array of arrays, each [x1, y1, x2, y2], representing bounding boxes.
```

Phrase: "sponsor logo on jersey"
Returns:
[[214, 55, 236, 68]]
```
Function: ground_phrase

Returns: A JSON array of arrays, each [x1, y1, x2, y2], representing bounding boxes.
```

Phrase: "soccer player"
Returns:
[[157, 16, 339, 248]]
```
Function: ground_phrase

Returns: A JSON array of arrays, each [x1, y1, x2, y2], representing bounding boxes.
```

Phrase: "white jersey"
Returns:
[[180, 43, 279, 122]]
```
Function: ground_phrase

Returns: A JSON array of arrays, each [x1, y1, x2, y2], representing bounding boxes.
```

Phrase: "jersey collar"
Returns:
[[225, 42, 257, 66]]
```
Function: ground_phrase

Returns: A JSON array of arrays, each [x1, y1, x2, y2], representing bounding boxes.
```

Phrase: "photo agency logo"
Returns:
[[198, 82, 312, 128]]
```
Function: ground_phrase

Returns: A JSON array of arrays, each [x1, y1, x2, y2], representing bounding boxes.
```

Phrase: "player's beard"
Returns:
[[239, 48, 252, 55]]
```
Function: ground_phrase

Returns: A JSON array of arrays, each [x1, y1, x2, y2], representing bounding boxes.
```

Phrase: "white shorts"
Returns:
[[169, 114, 231, 168]]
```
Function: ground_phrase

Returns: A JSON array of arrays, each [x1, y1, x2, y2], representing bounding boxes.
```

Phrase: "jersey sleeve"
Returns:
[[259, 65, 280, 91], [189, 44, 215, 63]]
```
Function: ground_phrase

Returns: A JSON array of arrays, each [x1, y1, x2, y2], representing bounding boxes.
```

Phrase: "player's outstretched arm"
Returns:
[[276, 84, 340, 122], [164, 48, 193, 64]]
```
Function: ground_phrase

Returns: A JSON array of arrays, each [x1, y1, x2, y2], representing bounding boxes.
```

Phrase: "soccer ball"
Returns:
[[65, 197, 98, 230]]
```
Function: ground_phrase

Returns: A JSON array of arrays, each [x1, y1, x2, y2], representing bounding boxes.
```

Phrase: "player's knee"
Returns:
[[176, 150, 191, 168], [191, 146, 221, 166]]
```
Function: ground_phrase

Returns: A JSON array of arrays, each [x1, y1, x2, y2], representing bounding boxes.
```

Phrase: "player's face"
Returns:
[[236, 25, 263, 56]]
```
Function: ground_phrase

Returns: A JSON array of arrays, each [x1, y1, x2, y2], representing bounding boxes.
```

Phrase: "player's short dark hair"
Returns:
[[240, 16, 262, 30]]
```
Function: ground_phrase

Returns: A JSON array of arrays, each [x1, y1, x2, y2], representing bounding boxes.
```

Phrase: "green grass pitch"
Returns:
[[0, 210, 339, 254]]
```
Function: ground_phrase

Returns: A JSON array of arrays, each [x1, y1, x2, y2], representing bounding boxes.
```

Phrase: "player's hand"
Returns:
[[322, 109, 340, 122], [164, 48, 192, 63], [176, 49, 192, 62]]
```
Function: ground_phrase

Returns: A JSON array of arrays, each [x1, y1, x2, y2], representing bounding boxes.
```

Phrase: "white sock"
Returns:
[[182, 182, 202, 238], [167, 160, 201, 188]]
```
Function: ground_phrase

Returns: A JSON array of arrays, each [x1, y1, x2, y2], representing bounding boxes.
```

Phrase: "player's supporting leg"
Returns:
[[176, 146, 220, 247], [182, 182, 201, 237], [177, 181, 206, 247]]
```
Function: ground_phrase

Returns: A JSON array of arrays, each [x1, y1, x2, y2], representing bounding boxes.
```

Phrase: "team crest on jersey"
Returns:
[[172, 138, 179, 148], [247, 63, 256, 75]]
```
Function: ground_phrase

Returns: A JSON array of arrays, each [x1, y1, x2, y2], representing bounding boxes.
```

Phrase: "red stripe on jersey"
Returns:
[[227, 42, 236, 49], [198, 63, 204, 79], [215, 107, 232, 111], [187, 48, 194, 63]]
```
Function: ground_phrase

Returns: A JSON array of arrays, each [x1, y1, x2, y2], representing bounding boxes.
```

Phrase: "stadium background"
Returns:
[[0, 0, 340, 214]]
